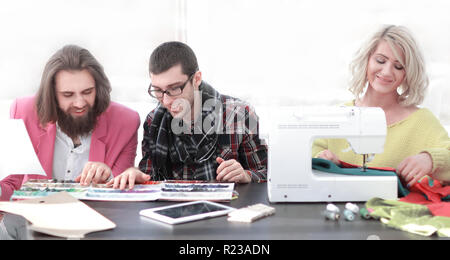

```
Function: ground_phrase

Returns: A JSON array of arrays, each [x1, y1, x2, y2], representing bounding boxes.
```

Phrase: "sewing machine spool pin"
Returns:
[[362, 154, 367, 172]]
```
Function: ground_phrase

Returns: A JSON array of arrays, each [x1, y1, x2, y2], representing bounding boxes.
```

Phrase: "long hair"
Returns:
[[35, 45, 111, 127], [348, 25, 429, 106]]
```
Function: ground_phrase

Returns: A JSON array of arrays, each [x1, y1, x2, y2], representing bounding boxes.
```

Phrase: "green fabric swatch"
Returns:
[[312, 158, 409, 197], [366, 197, 450, 237]]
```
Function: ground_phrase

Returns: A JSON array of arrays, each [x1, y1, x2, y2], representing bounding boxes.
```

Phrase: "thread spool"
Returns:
[[343, 209, 355, 221], [345, 202, 359, 214], [326, 203, 340, 213], [323, 210, 340, 221], [359, 207, 372, 219]]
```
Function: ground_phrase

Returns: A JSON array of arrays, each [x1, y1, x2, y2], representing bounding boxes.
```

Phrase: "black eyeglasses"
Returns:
[[148, 73, 195, 99]]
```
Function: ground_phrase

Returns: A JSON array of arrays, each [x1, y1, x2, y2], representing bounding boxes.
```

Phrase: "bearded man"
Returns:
[[0, 45, 140, 201]]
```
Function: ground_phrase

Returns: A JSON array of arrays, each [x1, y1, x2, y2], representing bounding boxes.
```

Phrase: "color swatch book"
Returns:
[[159, 182, 235, 201], [11, 179, 89, 200], [12, 179, 235, 202]]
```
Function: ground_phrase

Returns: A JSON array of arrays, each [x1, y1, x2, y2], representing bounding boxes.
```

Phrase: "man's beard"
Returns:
[[57, 106, 98, 139]]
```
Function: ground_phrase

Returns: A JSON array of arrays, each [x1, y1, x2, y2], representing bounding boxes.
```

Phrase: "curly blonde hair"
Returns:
[[349, 25, 429, 106]]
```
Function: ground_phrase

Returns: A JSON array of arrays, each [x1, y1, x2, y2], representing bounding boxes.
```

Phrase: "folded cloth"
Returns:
[[400, 176, 450, 217], [337, 162, 450, 216], [311, 158, 409, 197], [366, 197, 450, 237], [312, 158, 450, 218]]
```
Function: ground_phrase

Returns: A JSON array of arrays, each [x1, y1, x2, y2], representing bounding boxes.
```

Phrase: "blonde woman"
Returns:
[[313, 25, 450, 187]]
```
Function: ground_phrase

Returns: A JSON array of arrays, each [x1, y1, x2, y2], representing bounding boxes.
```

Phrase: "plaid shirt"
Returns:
[[139, 82, 267, 182]]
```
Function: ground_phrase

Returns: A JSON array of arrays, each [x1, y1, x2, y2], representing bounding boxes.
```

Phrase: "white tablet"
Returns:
[[139, 200, 235, 225]]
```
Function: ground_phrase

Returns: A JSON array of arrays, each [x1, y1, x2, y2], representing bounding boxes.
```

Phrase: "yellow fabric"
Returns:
[[312, 101, 450, 181]]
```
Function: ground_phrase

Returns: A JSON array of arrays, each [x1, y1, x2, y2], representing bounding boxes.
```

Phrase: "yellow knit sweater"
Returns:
[[312, 103, 450, 181]]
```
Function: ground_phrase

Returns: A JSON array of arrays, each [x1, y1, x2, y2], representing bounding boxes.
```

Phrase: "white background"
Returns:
[[1, 0, 449, 126]]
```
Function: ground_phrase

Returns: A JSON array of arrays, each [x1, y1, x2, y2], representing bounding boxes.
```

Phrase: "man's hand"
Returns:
[[106, 167, 150, 190], [317, 150, 340, 165], [397, 153, 433, 187], [75, 161, 112, 185], [216, 157, 251, 183]]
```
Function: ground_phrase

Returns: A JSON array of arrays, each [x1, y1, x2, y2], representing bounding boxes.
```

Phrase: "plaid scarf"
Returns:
[[144, 82, 223, 180]]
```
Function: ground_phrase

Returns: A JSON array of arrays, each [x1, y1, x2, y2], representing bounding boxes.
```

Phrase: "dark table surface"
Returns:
[[2, 183, 446, 240]]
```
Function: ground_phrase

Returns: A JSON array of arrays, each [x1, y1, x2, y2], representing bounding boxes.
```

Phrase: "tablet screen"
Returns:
[[154, 202, 227, 219], [140, 201, 235, 224]]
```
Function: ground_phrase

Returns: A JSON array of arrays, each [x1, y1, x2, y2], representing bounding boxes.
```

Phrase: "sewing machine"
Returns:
[[267, 106, 398, 202]]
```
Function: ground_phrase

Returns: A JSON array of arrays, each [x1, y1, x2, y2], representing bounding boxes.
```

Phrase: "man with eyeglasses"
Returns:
[[108, 41, 268, 189]]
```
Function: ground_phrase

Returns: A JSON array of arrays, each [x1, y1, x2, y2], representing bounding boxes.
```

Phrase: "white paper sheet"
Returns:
[[0, 119, 46, 179], [0, 192, 116, 238]]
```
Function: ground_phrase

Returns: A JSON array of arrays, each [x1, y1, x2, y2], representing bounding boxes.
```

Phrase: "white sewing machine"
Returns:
[[267, 106, 398, 202]]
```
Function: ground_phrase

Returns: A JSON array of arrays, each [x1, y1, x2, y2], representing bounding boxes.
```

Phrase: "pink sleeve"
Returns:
[[0, 99, 23, 200], [110, 111, 140, 177], [0, 175, 24, 201]]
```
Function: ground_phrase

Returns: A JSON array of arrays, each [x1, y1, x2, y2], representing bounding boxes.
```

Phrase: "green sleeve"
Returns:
[[423, 142, 450, 181], [421, 117, 450, 181], [312, 138, 328, 158]]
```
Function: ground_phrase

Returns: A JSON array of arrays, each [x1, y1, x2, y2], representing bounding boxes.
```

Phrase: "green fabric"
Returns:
[[312, 158, 409, 197], [366, 198, 450, 237]]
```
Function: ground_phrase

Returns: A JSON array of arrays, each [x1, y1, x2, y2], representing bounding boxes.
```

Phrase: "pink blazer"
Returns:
[[0, 96, 140, 200]]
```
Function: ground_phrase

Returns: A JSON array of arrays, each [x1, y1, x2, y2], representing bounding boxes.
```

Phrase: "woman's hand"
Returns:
[[317, 150, 340, 165], [397, 153, 433, 187]]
